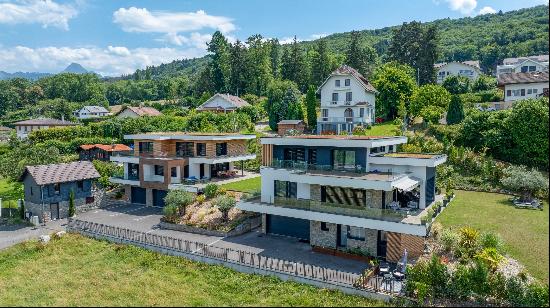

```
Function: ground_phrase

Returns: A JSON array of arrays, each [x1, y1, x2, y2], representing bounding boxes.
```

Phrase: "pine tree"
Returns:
[[446, 95, 464, 124], [207, 31, 231, 93], [345, 31, 378, 77], [229, 40, 247, 95], [68, 190, 75, 217], [281, 36, 308, 91], [269, 38, 281, 79], [305, 85, 317, 130], [311, 39, 332, 86], [244, 34, 272, 95]]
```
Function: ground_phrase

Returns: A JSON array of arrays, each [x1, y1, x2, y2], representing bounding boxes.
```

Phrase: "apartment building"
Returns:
[[316, 65, 377, 135], [110, 133, 256, 207], [237, 135, 447, 262]]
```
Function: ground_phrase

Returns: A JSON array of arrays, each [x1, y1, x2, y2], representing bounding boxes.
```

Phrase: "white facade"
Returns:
[[503, 82, 549, 102], [196, 94, 249, 112], [15, 125, 49, 139], [317, 73, 376, 134], [436, 62, 481, 84], [497, 59, 549, 76], [73, 106, 109, 119]]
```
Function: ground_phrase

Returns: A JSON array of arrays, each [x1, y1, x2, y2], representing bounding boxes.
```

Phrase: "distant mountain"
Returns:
[[0, 71, 52, 81], [0, 62, 97, 81], [62, 62, 89, 74]]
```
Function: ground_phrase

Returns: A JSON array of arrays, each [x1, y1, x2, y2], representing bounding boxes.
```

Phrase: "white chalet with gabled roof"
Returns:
[[316, 65, 377, 135]]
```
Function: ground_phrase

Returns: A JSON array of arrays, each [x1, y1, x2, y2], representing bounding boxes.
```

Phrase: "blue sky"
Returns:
[[0, 0, 546, 76]]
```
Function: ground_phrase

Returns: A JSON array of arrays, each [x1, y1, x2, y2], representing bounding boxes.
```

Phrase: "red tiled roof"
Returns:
[[498, 71, 549, 86], [21, 161, 100, 185]]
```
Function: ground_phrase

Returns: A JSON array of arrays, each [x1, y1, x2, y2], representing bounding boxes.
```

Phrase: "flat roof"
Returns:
[[380, 153, 442, 159], [261, 135, 407, 148], [124, 132, 257, 141], [262, 135, 399, 140]]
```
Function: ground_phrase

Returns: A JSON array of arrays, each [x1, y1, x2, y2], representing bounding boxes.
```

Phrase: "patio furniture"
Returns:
[[388, 201, 400, 210], [378, 262, 390, 276], [407, 201, 418, 209]]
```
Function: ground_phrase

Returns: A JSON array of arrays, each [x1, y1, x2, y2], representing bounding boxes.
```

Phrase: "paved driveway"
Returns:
[[76, 202, 368, 273], [0, 219, 66, 250]]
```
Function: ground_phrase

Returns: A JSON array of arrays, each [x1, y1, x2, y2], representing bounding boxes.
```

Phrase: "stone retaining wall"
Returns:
[[160, 216, 261, 237]]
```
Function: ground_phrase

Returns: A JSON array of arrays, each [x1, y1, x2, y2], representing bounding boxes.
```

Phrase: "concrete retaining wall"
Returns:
[[160, 216, 261, 237]]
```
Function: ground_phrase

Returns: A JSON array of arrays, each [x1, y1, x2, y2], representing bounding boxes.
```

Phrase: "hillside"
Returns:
[[130, 5, 548, 79]]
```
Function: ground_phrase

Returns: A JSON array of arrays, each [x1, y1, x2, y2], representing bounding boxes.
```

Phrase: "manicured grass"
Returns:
[[436, 190, 549, 283], [220, 176, 261, 194], [0, 234, 384, 306], [364, 122, 400, 136]]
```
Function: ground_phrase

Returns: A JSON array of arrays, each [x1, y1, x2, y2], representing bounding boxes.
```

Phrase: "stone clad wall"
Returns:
[[310, 221, 337, 249], [346, 227, 378, 255]]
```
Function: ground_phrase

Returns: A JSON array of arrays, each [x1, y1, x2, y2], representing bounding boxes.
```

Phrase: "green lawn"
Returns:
[[0, 234, 384, 306], [365, 122, 400, 136], [220, 176, 261, 194], [436, 190, 549, 283]]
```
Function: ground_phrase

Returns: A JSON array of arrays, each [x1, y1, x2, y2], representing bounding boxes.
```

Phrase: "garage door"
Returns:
[[131, 187, 146, 204], [266, 215, 310, 240], [153, 189, 168, 207]]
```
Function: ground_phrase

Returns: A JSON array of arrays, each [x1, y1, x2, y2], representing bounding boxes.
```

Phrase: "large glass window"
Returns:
[[274, 180, 297, 199], [216, 143, 227, 156], [128, 163, 139, 180], [139, 142, 153, 154], [176, 142, 194, 157], [196, 143, 206, 156], [154, 165, 164, 176], [332, 150, 356, 170], [283, 148, 305, 162]]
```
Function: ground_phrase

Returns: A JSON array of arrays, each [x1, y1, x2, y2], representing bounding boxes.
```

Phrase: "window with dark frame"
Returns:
[[345, 79, 350, 86], [176, 142, 194, 157], [77, 180, 84, 191], [274, 180, 297, 199], [196, 143, 206, 156], [521, 89, 525, 96], [154, 165, 164, 176], [321, 222, 329, 231], [139, 142, 153, 154], [335, 79, 340, 87], [332, 93, 338, 102], [216, 143, 227, 156], [507, 90, 511, 97], [346, 226, 365, 241], [171, 167, 177, 177], [54, 183, 60, 195], [346, 92, 352, 102]]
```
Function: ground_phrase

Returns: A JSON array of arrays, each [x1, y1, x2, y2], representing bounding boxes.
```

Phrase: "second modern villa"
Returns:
[[110, 133, 257, 206], [237, 135, 447, 262]]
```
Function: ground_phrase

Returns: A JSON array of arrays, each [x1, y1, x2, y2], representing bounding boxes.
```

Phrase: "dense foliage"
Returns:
[[371, 62, 416, 120]]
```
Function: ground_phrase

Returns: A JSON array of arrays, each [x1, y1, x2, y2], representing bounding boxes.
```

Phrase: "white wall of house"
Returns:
[[16, 125, 60, 139], [116, 109, 139, 119], [199, 95, 236, 110], [503, 82, 548, 102], [436, 62, 481, 84], [318, 74, 376, 133], [75, 110, 108, 119], [497, 59, 549, 75]]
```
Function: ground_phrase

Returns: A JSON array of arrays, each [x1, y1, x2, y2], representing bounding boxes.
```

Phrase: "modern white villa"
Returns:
[[496, 54, 549, 76], [434, 61, 482, 84], [109, 133, 256, 206], [237, 135, 447, 262], [316, 65, 377, 135]]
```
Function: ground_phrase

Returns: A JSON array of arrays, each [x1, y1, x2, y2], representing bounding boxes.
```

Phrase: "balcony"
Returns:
[[317, 116, 369, 124], [237, 196, 428, 235], [109, 174, 139, 185]]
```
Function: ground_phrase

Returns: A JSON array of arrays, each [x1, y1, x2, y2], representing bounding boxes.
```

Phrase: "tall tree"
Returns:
[[345, 31, 378, 77], [281, 36, 308, 91], [266, 79, 300, 130], [388, 21, 439, 85], [372, 62, 417, 120], [268, 38, 281, 79], [207, 31, 231, 93], [228, 40, 247, 95], [310, 39, 332, 87], [244, 34, 272, 95], [305, 85, 317, 130], [446, 95, 465, 124]]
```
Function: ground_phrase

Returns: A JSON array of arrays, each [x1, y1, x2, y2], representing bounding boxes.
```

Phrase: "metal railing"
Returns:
[[317, 117, 369, 123], [111, 174, 139, 181], [66, 218, 403, 296], [243, 196, 408, 223]]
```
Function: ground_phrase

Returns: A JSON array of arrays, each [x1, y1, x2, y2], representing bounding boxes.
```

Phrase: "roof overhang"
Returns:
[[261, 136, 407, 148], [124, 134, 256, 141]]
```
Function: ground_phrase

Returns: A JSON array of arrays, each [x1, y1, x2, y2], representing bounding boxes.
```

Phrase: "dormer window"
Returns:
[[335, 80, 341, 87], [345, 79, 350, 86]]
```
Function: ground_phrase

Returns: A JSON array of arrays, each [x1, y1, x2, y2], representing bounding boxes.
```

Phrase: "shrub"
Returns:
[[440, 229, 459, 252], [218, 187, 227, 195], [213, 195, 236, 222], [406, 255, 450, 300], [164, 190, 194, 216], [475, 247, 504, 272], [203, 183, 219, 199], [196, 194, 206, 204], [458, 226, 480, 259], [430, 222, 443, 239], [501, 165, 548, 202], [420, 215, 429, 225], [163, 204, 179, 222], [480, 231, 504, 253]]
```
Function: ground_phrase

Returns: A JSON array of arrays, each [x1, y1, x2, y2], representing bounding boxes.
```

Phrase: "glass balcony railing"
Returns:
[[110, 174, 139, 181], [242, 196, 408, 223], [269, 159, 365, 173]]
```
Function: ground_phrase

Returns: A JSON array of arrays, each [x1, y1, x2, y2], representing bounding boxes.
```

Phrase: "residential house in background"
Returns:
[[0, 126, 13, 142], [110, 133, 256, 206], [496, 55, 549, 76], [277, 120, 306, 136], [78, 144, 132, 161], [196, 93, 250, 113], [115, 106, 162, 119], [435, 61, 482, 84], [495, 71, 549, 109], [13, 118, 78, 139], [237, 135, 447, 262], [317, 65, 377, 135], [73, 106, 110, 119], [20, 161, 100, 223]]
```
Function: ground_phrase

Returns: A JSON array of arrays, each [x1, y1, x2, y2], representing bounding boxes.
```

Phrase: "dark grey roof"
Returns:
[[80, 106, 109, 113], [503, 55, 549, 65], [13, 118, 78, 126], [21, 161, 100, 185], [498, 71, 549, 86], [278, 120, 304, 125]]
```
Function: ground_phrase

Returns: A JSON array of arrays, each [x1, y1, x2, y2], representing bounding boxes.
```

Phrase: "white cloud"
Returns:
[[0, 45, 207, 76], [113, 7, 235, 47], [444, 0, 478, 15], [0, 0, 78, 30], [478, 6, 497, 15]]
